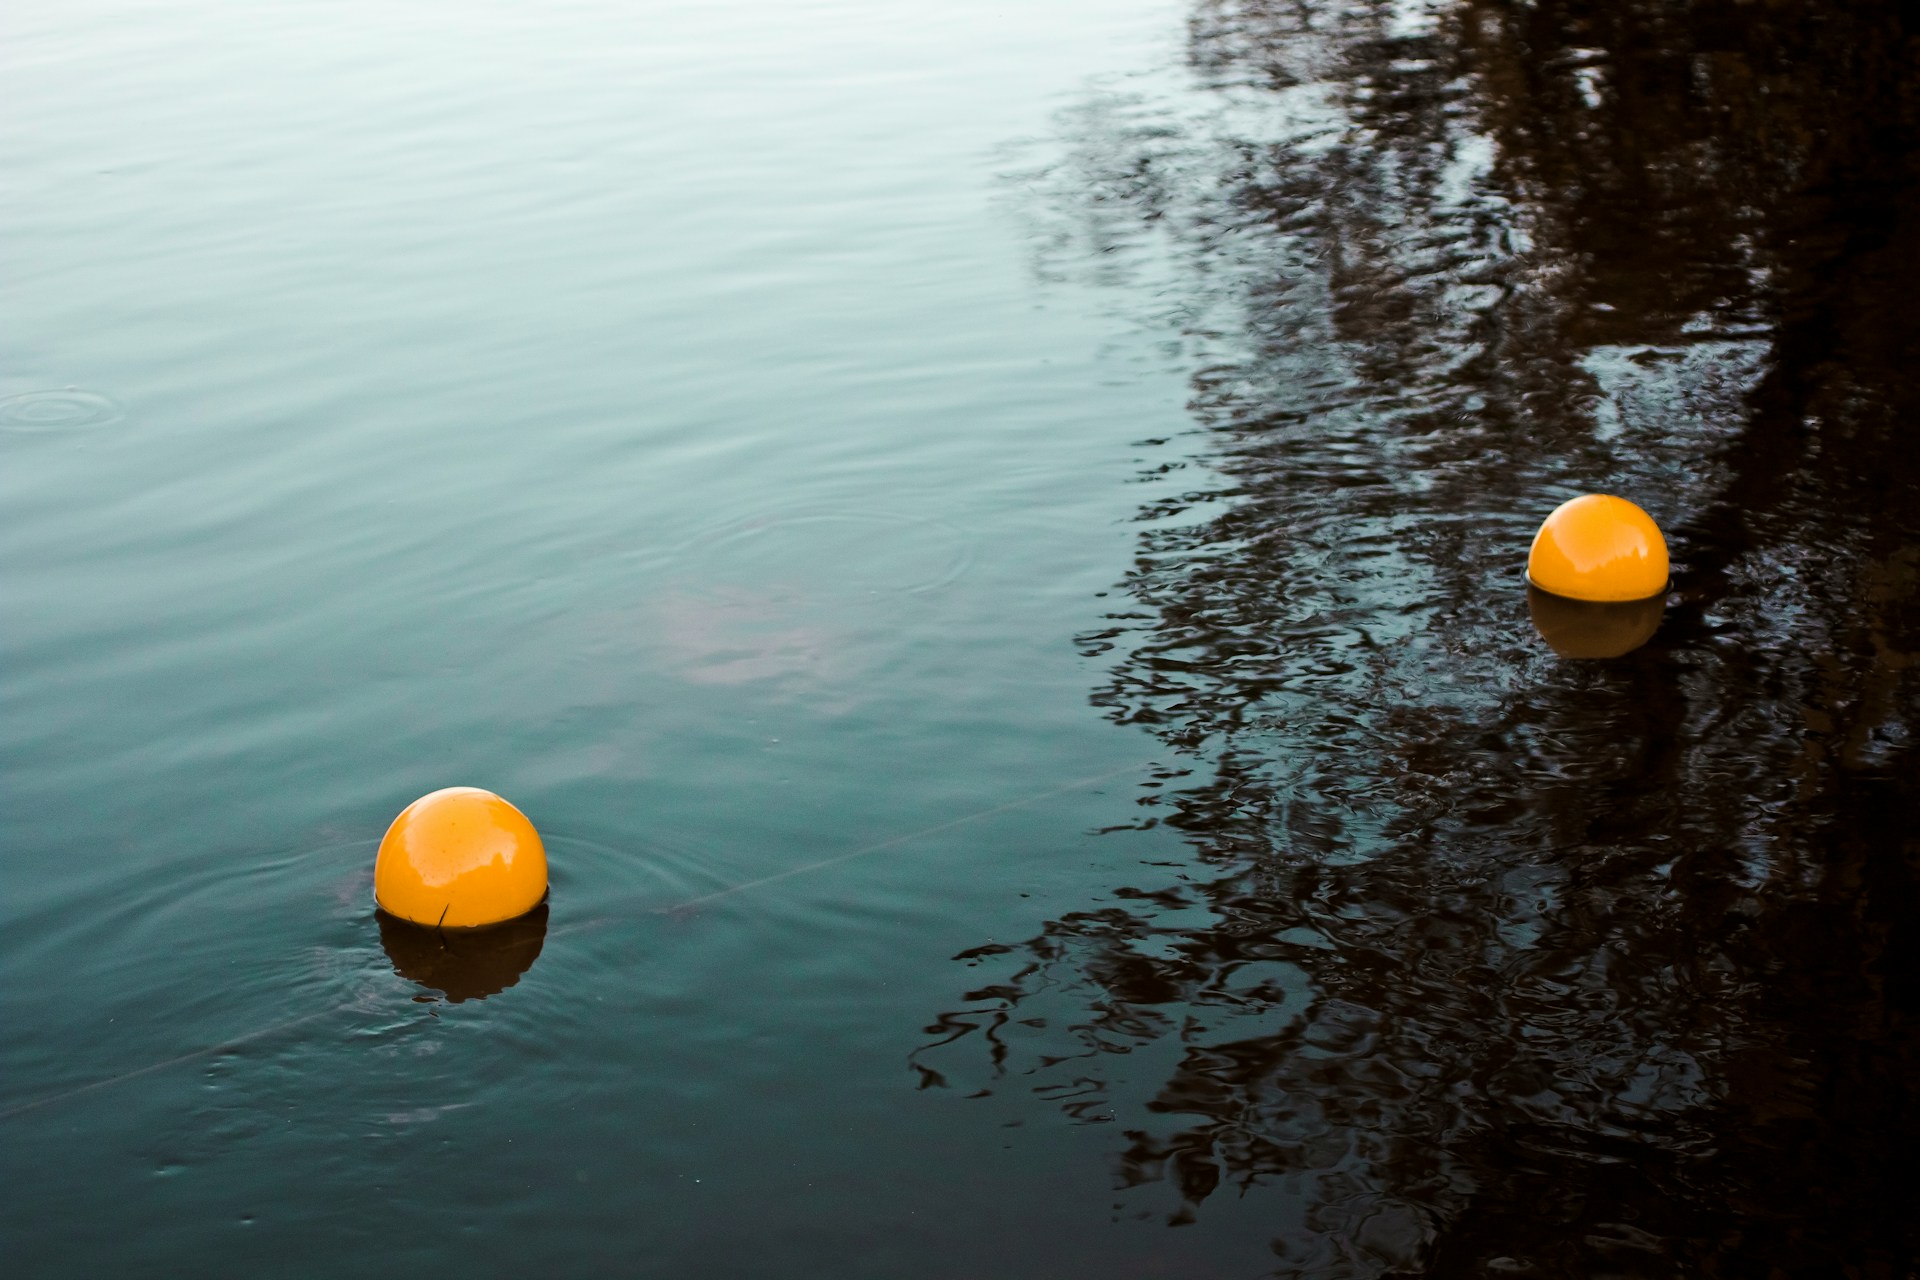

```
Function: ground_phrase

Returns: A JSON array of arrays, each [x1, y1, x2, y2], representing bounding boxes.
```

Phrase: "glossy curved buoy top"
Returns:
[[1527, 493, 1669, 602], [374, 787, 548, 928]]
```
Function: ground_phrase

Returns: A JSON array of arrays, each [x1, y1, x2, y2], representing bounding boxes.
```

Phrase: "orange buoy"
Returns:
[[1527, 494, 1669, 602], [374, 787, 548, 928]]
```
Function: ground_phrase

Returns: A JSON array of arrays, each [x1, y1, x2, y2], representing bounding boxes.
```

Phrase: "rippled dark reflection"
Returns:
[[923, 1, 1920, 1272], [377, 906, 548, 1004]]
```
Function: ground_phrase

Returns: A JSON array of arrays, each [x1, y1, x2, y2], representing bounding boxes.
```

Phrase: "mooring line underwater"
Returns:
[[560, 756, 1152, 936], [1, 760, 1150, 1122], [0, 1007, 341, 1122]]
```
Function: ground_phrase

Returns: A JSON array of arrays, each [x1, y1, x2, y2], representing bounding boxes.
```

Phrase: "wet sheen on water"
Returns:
[[5, 0, 1918, 1276], [917, 1, 1920, 1273]]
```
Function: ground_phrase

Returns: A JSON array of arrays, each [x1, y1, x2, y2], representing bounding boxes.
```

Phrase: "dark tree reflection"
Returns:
[[921, 1, 1920, 1273]]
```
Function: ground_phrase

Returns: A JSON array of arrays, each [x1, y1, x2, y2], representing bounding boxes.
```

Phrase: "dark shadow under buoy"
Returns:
[[1527, 584, 1667, 660], [377, 904, 548, 1003]]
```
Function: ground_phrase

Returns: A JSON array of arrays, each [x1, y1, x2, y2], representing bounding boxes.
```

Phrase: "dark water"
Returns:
[[5, 0, 1918, 1276]]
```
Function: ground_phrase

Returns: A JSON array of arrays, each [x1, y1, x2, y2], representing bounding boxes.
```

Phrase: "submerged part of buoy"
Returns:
[[379, 904, 548, 1001], [1527, 493, 1669, 602], [374, 787, 548, 928], [1527, 584, 1666, 659]]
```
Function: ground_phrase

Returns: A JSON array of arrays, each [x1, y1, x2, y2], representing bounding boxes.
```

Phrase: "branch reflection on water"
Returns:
[[922, 0, 1920, 1272]]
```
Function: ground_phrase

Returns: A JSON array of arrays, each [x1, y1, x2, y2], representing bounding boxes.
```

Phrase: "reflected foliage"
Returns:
[[923, 0, 1920, 1273]]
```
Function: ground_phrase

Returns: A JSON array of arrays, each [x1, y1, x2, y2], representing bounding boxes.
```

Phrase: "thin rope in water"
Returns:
[[0, 760, 1147, 1122], [653, 759, 1145, 915], [0, 1008, 340, 1122], [528, 758, 1152, 941]]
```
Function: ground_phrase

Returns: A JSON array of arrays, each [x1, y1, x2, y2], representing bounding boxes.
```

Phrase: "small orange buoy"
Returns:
[[1527, 494, 1669, 602], [374, 787, 548, 928]]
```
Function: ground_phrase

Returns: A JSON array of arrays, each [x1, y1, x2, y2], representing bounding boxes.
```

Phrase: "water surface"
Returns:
[[6, 0, 1919, 1276]]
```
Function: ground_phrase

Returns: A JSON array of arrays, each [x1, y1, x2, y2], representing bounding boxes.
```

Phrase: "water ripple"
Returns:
[[0, 389, 125, 432]]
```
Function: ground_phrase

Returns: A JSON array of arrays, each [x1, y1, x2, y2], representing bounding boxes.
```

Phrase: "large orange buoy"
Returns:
[[374, 787, 548, 928], [1527, 493, 1669, 602]]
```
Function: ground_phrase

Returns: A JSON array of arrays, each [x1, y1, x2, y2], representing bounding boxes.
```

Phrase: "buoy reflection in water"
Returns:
[[377, 905, 548, 1003], [1526, 583, 1667, 660]]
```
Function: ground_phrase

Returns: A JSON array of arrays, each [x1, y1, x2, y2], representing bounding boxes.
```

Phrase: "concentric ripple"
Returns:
[[0, 390, 125, 433]]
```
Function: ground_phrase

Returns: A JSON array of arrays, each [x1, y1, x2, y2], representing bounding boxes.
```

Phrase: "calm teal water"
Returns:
[[1, 1, 1269, 1274]]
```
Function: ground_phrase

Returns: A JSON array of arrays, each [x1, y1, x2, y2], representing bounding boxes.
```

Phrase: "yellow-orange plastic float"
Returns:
[[374, 787, 548, 928], [1526, 494, 1669, 602]]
